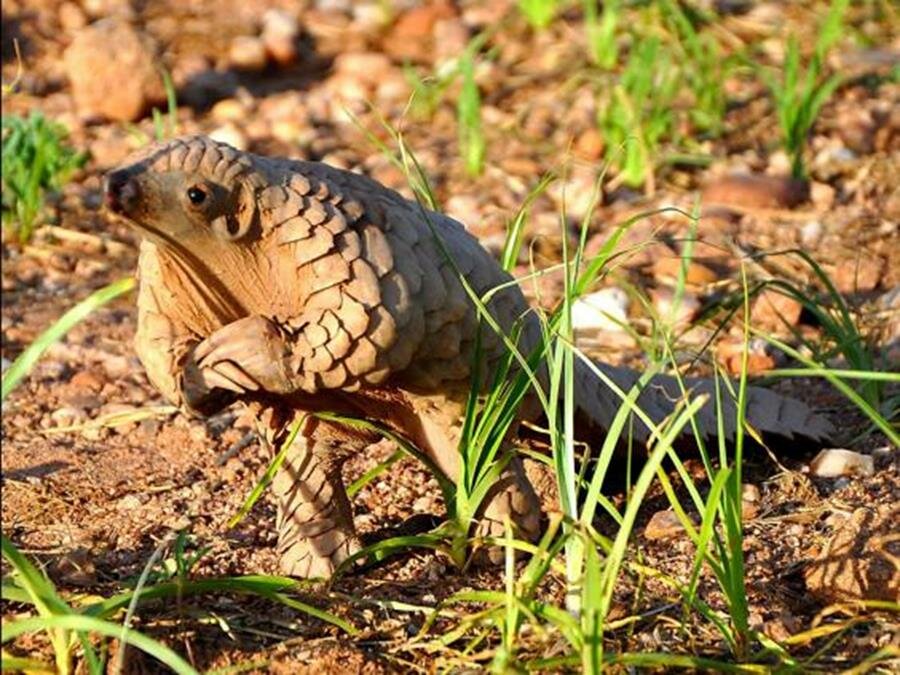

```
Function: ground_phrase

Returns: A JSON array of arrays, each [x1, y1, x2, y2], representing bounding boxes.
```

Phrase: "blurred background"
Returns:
[[2, 0, 897, 368]]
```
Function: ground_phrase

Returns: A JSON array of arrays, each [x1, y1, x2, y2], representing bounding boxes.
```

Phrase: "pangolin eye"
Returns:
[[186, 186, 207, 205]]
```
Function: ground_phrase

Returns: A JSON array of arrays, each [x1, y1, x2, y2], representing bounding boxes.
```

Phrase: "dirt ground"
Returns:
[[2, 0, 898, 672]]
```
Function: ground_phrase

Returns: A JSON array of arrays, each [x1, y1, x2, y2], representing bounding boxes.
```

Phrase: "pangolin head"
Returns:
[[104, 135, 263, 245]]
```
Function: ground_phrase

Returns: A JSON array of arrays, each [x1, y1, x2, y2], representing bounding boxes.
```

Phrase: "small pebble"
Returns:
[[702, 173, 809, 210], [750, 289, 803, 332], [229, 35, 268, 71], [650, 287, 699, 328], [644, 510, 687, 541], [210, 98, 246, 123], [262, 9, 301, 66], [800, 220, 823, 247]]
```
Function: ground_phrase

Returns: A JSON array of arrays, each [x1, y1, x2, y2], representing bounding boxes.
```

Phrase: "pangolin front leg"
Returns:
[[264, 414, 370, 578], [188, 315, 300, 397]]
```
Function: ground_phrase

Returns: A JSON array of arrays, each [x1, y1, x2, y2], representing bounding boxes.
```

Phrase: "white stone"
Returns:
[[209, 123, 248, 151], [571, 287, 629, 332], [262, 9, 300, 66], [809, 449, 875, 478], [801, 220, 823, 247]]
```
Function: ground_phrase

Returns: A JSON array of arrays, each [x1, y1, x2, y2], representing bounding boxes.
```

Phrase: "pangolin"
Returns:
[[104, 135, 834, 577]]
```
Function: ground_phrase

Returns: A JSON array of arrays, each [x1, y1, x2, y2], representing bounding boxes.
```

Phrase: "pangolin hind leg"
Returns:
[[472, 456, 542, 561], [404, 391, 542, 554]]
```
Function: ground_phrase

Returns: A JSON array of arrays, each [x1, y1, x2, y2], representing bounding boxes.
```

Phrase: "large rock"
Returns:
[[64, 18, 165, 122], [804, 506, 899, 602]]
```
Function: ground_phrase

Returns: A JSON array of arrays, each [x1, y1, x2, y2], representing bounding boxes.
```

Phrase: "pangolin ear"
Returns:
[[211, 181, 257, 241]]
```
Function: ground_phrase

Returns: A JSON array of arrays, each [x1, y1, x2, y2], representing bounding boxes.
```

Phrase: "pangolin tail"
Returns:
[[572, 358, 835, 445]]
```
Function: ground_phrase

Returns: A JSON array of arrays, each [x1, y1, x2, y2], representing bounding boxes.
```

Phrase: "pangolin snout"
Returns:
[[103, 170, 140, 214]]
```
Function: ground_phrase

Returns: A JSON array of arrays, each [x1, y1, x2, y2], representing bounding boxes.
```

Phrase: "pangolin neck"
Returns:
[[154, 237, 272, 324]]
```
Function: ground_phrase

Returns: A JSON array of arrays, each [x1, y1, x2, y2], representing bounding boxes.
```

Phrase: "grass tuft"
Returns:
[[1, 112, 86, 244], [758, 0, 849, 179]]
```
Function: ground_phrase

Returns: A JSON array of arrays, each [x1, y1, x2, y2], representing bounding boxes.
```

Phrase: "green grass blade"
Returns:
[[347, 449, 404, 498], [1, 537, 71, 617], [2, 615, 198, 675], [85, 575, 356, 635], [759, 332, 899, 446], [1, 654, 57, 672]]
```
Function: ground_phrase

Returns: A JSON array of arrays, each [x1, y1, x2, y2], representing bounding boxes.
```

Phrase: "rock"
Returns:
[[352, 3, 389, 31], [462, 2, 509, 28], [800, 220, 823, 247], [445, 195, 481, 228], [750, 289, 803, 332], [210, 98, 246, 123], [650, 287, 699, 328], [767, 149, 792, 175], [652, 256, 718, 288], [810, 181, 835, 210], [742, 483, 761, 521], [229, 35, 268, 71], [644, 510, 687, 541], [385, 1, 457, 60], [717, 340, 776, 376], [88, 128, 137, 169], [209, 123, 248, 151], [50, 406, 88, 427], [574, 127, 604, 160], [832, 257, 885, 294], [59, 2, 88, 31], [262, 9, 301, 66], [809, 449, 875, 478], [64, 18, 165, 122], [548, 165, 602, 221], [332, 52, 393, 82], [376, 71, 411, 103], [81, 0, 134, 19], [835, 108, 877, 154], [271, 120, 314, 145], [702, 174, 810, 210], [328, 52, 397, 114], [433, 18, 470, 64], [70, 369, 106, 393], [316, 0, 351, 11], [571, 287, 629, 332], [805, 506, 899, 602], [116, 494, 143, 511]]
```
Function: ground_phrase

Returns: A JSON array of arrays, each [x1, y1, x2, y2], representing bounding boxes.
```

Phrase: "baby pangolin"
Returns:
[[105, 135, 833, 577]]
